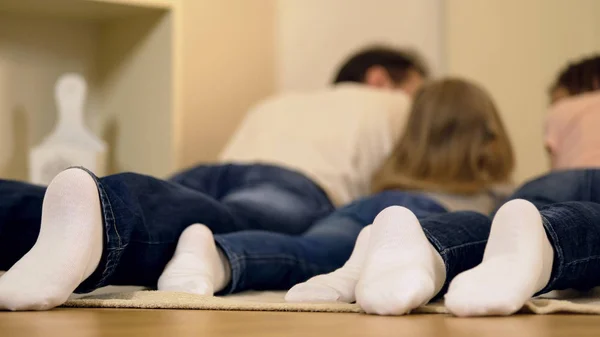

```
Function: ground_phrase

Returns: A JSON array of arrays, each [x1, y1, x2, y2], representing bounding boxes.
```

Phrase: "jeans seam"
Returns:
[[228, 255, 318, 266], [421, 227, 444, 252], [96, 182, 123, 286], [97, 182, 122, 248], [235, 255, 333, 274], [563, 255, 600, 267], [214, 236, 334, 294], [213, 237, 243, 294], [539, 214, 565, 293], [130, 240, 177, 245], [71, 166, 125, 291], [438, 240, 488, 255], [422, 223, 488, 284]]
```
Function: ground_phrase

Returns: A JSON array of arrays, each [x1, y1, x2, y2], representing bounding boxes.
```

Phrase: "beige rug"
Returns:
[[62, 288, 600, 315]]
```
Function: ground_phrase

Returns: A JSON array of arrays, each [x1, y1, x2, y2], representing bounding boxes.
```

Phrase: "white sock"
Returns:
[[157, 224, 230, 295], [355, 206, 446, 315], [285, 226, 371, 303], [0, 168, 103, 311], [445, 199, 554, 317]]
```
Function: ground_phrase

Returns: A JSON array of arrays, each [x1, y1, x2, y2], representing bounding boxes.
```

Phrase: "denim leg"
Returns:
[[214, 213, 363, 294], [171, 163, 335, 235], [419, 211, 492, 296], [220, 183, 333, 235], [507, 169, 600, 210], [0, 164, 333, 292], [536, 201, 600, 294], [335, 191, 447, 223], [75, 169, 248, 292], [419, 201, 600, 297], [0, 180, 45, 271], [167, 165, 226, 197], [1, 163, 332, 280], [213, 191, 447, 294], [0, 169, 244, 287]]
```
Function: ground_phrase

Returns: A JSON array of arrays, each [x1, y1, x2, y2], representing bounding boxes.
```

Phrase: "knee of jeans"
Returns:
[[226, 185, 318, 210], [225, 197, 309, 220], [513, 170, 589, 202], [305, 215, 363, 238], [223, 189, 319, 230], [336, 191, 420, 221]]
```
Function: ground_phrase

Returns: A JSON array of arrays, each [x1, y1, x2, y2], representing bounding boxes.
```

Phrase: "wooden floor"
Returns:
[[2, 309, 600, 337]]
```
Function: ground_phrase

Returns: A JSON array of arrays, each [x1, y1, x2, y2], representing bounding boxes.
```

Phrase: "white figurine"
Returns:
[[29, 73, 107, 185]]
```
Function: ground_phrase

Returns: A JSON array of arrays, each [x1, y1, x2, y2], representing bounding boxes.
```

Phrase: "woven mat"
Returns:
[[62, 288, 600, 314]]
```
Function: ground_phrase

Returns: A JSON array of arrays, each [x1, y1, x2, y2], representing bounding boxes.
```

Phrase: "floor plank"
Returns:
[[1, 309, 599, 337]]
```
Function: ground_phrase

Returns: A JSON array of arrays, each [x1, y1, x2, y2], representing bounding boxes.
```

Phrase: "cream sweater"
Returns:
[[219, 84, 411, 206]]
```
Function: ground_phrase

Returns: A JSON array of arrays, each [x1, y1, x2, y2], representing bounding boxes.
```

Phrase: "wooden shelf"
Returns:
[[0, 0, 175, 180], [0, 0, 276, 181], [90, 0, 173, 10], [0, 0, 171, 21]]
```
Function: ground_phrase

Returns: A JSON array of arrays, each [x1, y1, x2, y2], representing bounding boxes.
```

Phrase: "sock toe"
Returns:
[[285, 283, 342, 302], [157, 224, 229, 296], [445, 199, 554, 317]]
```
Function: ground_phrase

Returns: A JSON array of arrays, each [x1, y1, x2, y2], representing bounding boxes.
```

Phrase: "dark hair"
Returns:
[[552, 55, 600, 95], [332, 45, 429, 84]]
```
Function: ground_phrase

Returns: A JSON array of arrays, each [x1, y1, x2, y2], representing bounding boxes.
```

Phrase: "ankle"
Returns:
[[535, 233, 554, 293], [430, 246, 446, 296], [214, 247, 232, 292]]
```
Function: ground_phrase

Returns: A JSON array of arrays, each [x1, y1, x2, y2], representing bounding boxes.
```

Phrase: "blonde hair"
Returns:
[[372, 78, 514, 195]]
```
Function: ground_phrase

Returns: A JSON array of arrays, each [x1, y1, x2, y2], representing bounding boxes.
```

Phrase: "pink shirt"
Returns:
[[545, 92, 600, 169]]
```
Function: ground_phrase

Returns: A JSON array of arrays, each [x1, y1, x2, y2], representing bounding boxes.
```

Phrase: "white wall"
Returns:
[[445, 0, 600, 183], [178, 0, 276, 168], [275, 0, 443, 91]]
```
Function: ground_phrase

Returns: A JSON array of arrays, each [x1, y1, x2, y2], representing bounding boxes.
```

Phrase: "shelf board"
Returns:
[[89, 0, 173, 10], [0, 0, 170, 21]]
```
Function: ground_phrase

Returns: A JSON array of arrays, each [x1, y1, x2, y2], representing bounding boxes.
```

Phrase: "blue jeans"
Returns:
[[508, 169, 600, 209], [214, 191, 447, 293], [417, 169, 600, 296], [0, 164, 333, 292]]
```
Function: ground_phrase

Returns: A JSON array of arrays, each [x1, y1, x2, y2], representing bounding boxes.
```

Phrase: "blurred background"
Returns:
[[0, 0, 598, 184]]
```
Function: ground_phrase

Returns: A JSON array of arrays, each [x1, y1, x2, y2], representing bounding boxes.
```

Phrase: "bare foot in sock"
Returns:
[[445, 199, 554, 317], [355, 206, 446, 315], [0, 168, 103, 311], [157, 224, 230, 295], [285, 226, 371, 303]]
